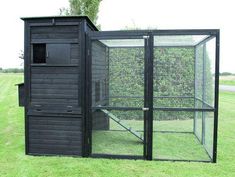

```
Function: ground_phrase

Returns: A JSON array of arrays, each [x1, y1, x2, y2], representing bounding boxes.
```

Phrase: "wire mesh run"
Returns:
[[89, 32, 217, 162], [91, 39, 145, 156]]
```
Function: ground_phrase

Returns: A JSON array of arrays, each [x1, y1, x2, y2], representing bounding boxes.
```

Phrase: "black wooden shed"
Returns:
[[19, 16, 220, 162]]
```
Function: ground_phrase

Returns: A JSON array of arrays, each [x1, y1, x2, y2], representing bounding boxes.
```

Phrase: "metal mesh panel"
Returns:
[[195, 44, 204, 140], [153, 47, 195, 98], [91, 39, 145, 156], [204, 38, 216, 107], [195, 112, 202, 142], [153, 111, 210, 161], [204, 112, 214, 158], [153, 111, 194, 132], [89, 33, 217, 161], [153, 35, 214, 161], [92, 110, 144, 155], [154, 35, 209, 46], [108, 47, 144, 106], [203, 38, 216, 159], [195, 38, 215, 160], [153, 46, 195, 121]]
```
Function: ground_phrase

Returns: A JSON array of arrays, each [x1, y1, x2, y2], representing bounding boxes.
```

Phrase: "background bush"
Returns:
[[107, 45, 212, 120]]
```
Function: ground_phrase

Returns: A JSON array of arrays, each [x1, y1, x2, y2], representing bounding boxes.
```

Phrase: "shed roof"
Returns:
[[21, 16, 98, 31]]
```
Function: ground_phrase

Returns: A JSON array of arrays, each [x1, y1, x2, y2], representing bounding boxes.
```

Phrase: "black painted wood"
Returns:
[[16, 83, 25, 106], [28, 115, 82, 155], [21, 17, 90, 157]]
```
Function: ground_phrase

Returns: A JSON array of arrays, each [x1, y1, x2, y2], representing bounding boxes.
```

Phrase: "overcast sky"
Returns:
[[0, 0, 234, 72]]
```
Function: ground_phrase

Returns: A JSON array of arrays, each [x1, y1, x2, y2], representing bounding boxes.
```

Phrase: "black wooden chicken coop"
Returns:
[[18, 16, 220, 162]]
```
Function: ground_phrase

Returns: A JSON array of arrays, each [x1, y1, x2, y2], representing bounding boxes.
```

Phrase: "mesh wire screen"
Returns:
[[195, 44, 204, 142], [204, 112, 214, 158], [203, 39, 216, 159], [153, 47, 194, 105], [109, 47, 144, 104], [152, 111, 210, 161], [153, 35, 209, 46], [153, 46, 195, 123], [92, 110, 144, 155], [204, 38, 216, 107], [90, 34, 216, 161], [153, 35, 215, 161], [194, 38, 216, 160], [91, 39, 145, 156]]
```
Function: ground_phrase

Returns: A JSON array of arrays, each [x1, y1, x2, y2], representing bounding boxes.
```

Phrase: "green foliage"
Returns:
[[0, 68, 23, 73], [220, 72, 234, 76], [154, 48, 194, 97], [108, 48, 144, 120], [109, 48, 144, 98], [106, 44, 214, 120], [153, 48, 195, 120], [60, 0, 101, 26], [108, 47, 197, 120]]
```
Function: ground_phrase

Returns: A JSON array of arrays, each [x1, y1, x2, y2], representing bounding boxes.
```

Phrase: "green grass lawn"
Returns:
[[93, 118, 209, 160], [0, 73, 235, 177], [220, 75, 235, 86], [220, 80, 235, 86], [93, 131, 210, 161]]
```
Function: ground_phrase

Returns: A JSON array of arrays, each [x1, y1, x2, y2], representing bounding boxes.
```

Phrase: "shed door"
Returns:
[[46, 44, 70, 64], [85, 31, 153, 159]]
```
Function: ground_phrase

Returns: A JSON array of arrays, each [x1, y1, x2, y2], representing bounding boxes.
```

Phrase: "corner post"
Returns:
[[213, 30, 220, 163]]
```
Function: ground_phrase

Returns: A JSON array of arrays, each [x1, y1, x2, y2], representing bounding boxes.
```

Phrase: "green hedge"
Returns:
[[107, 46, 212, 121]]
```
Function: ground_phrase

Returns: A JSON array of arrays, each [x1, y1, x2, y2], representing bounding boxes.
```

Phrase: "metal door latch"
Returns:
[[142, 107, 149, 111], [143, 35, 149, 46], [143, 35, 149, 39]]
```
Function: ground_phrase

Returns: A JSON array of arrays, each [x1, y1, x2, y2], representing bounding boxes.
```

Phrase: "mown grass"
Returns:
[[220, 80, 235, 86], [93, 117, 209, 160], [93, 131, 209, 160], [220, 75, 235, 86], [0, 73, 235, 177]]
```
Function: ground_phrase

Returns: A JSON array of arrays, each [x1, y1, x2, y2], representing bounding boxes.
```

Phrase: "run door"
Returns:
[[86, 31, 153, 159]]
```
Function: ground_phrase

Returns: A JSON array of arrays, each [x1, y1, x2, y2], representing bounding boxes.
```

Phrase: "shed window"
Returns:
[[33, 44, 46, 63], [95, 81, 100, 102]]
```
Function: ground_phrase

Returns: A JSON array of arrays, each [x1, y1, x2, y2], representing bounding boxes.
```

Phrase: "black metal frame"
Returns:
[[86, 31, 150, 160], [213, 30, 220, 163], [84, 29, 220, 163]]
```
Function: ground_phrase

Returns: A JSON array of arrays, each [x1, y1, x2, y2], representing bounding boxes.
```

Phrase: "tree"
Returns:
[[19, 50, 24, 60], [60, 0, 101, 26], [220, 72, 232, 76]]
